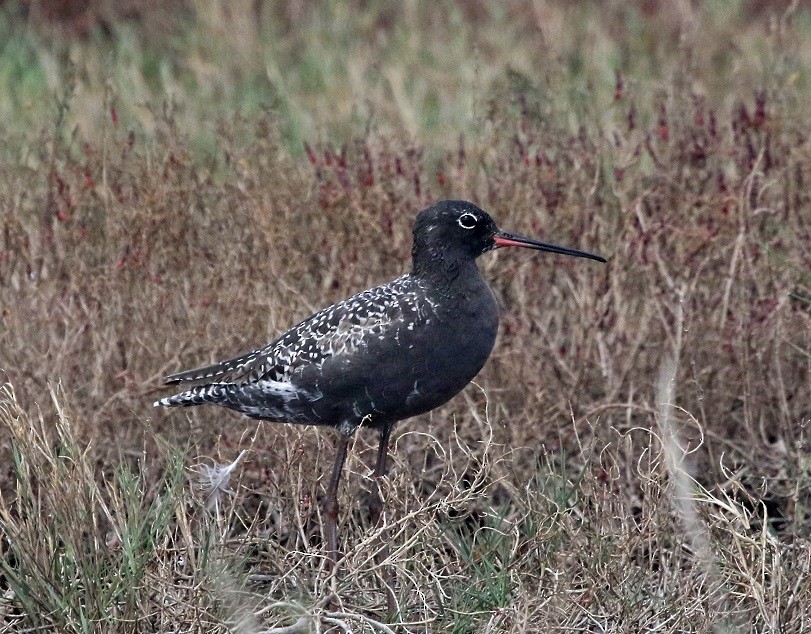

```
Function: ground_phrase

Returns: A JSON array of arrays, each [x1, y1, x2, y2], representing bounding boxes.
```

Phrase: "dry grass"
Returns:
[[1, 2, 810, 632]]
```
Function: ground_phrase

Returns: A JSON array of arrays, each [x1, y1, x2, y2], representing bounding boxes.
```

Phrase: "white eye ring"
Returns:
[[458, 212, 478, 229]]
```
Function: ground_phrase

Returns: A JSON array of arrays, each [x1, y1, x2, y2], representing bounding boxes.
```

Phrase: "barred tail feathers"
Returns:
[[154, 379, 299, 415]]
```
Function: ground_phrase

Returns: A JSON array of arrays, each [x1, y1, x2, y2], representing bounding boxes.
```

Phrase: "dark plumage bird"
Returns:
[[154, 200, 606, 561]]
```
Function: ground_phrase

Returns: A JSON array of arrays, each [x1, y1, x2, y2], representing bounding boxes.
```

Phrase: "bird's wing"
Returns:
[[163, 276, 427, 386], [162, 348, 269, 384]]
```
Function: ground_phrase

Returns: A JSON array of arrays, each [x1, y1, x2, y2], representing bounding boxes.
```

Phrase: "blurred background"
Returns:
[[2, 0, 809, 152]]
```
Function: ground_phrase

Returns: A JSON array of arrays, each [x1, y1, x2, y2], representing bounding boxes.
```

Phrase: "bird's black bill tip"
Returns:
[[494, 232, 607, 263]]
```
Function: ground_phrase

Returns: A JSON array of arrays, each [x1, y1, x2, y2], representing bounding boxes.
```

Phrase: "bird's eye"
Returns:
[[458, 212, 478, 229]]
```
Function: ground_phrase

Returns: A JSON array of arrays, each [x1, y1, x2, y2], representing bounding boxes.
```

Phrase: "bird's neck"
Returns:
[[411, 251, 483, 292]]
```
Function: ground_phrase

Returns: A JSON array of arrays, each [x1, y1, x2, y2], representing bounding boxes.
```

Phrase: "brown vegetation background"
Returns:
[[0, 1, 810, 631]]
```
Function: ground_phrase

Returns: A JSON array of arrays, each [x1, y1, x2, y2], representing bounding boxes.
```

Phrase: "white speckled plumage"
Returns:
[[160, 275, 426, 384], [154, 273, 443, 427]]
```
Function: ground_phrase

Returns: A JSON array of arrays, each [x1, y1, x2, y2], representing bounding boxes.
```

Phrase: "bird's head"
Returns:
[[411, 200, 606, 277]]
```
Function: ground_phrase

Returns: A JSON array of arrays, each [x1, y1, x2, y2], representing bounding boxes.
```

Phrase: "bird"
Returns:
[[154, 200, 606, 563]]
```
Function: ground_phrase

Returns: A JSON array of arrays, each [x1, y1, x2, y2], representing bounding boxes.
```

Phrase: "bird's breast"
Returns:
[[373, 278, 499, 419], [289, 275, 500, 427]]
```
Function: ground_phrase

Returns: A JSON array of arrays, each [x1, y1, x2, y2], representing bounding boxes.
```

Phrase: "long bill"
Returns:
[[494, 231, 607, 263]]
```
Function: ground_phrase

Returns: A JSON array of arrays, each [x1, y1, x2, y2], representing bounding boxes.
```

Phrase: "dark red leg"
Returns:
[[324, 433, 350, 566], [369, 425, 392, 525], [370, 425, 396, 614]]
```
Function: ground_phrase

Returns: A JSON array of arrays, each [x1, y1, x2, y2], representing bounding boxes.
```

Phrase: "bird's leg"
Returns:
[[369, 425, 392, 526], [371, 425, 397, 615], [324, 432, 351, 567]]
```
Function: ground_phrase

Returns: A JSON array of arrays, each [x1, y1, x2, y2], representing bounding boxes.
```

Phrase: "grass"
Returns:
[[1, 0, 811, 631]]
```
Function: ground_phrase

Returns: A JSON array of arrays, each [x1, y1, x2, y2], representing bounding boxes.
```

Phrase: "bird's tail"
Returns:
[[154, 383, 232, 408]]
